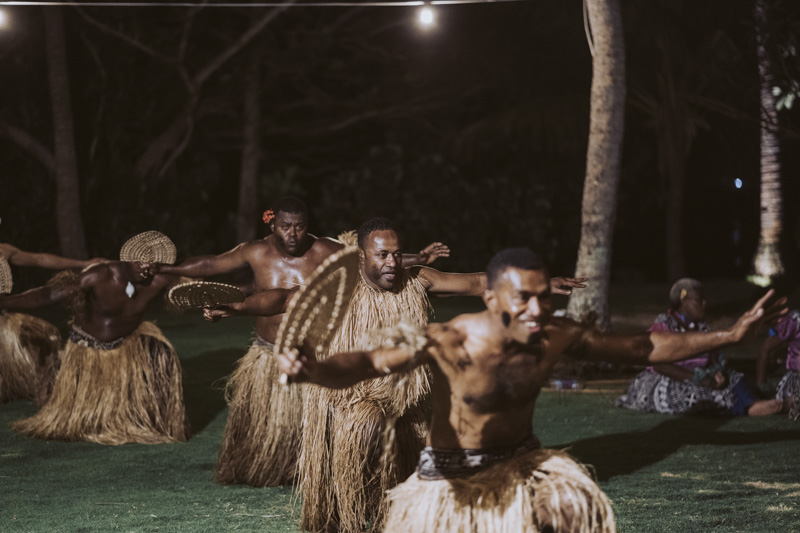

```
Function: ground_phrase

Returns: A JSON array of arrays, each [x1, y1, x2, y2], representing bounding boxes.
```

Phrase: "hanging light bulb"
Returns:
[[418, 5, 435, 27]]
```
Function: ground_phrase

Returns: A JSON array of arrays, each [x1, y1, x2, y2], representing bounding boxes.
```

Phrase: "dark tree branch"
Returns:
[[193, 3, 295, 87], [75, 7, 175, 64], [0, 121, 56, 176]]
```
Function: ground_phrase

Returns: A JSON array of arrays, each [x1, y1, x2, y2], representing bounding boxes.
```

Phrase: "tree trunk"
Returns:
[[44, 7, 88, 258], [662, 86, 687, 282], [751, 0, 784, 284], [236, 45, 262, 244], [566, 0, 626, 331], [664, 152, 686, 282]]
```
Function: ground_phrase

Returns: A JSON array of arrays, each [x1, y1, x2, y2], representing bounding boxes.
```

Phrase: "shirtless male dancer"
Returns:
[[279, 247, 785, 533], [0, 232, 189, 444]]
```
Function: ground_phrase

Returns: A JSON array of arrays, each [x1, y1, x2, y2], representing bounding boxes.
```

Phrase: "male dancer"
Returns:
[[0, 232, 189, 444], [280, 247, 785, 533]]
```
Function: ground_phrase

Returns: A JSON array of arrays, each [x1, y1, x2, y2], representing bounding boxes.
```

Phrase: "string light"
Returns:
[[0, 0, 526, 6], [418, 4, 434, 26]]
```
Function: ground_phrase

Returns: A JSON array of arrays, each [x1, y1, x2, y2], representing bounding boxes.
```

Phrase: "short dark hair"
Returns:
[[486, 248, 546, 289], [272, 197, 308, 217], [357, 217, 398, 250]]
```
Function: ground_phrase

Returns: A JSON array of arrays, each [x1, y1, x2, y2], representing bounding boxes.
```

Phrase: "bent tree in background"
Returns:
[[751, 0, 785, 286], [567, 0, 626, 331]]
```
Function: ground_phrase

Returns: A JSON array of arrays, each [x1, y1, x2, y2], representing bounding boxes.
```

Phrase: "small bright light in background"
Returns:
[[734, 178, 743, 189], [0, 9, 8, 30], [418, 5, 435, 27]]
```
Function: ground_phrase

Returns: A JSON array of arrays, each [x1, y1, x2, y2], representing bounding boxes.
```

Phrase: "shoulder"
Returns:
[[407, 265, 434, 285], [647, 312, 672, 332], [428, 319, 469, 346], [238, 238, 276, 259], [425, 320, 469, 366], [312, 235, 345, 255], [544, 316, 596, 354], [241, 238, 272, 253], [652, 312, 670, 325], [427, 313, 485, 352], [79, 262, 114, 286], [777, 310, 800, 340]]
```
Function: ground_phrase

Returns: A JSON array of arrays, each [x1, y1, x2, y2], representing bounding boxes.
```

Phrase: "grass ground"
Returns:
[[1, 281, 799, 532]]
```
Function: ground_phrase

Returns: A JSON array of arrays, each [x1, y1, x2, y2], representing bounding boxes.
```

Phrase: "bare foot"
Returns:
[[747, 399, 783, 416]]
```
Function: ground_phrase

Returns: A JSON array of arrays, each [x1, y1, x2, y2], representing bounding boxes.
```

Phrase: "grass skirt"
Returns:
[[12, 322, 188, 445], [298, 270, 431, 532], [384, 449, 616, 533], [216, 338, 303, 486], [299, 392, 426, 532], [775, 371, 800, 420], [0, 312, 61, 406]]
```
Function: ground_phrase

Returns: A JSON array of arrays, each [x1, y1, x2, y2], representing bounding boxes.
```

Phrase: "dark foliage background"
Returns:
[[1, 0, 799, 289]]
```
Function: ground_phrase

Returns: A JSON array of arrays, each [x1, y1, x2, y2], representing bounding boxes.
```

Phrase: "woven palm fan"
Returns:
[[274, 247, 360, 369], [168, 281, 245, 311], [120, 231, 177, 265], [0, 254, 12, 295]]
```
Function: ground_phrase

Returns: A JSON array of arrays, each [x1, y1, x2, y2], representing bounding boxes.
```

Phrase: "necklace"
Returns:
[[122, 263, 138, 299]]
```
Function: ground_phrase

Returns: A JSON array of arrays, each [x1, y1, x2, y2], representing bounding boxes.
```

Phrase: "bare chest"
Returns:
[[254, 255, 325, 290], [91, 283, 159, 317], [452, 352, 551, 414]]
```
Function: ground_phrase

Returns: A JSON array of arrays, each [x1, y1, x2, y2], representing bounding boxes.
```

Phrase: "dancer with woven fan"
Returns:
[[0, 231, 189, 445]]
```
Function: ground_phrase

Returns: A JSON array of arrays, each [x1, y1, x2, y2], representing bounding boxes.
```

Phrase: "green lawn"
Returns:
[[1, 283, 799, 532]]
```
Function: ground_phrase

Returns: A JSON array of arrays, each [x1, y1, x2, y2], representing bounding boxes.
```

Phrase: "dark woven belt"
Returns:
[[417, 434, 542, 480], [69, 325, 126, 351]]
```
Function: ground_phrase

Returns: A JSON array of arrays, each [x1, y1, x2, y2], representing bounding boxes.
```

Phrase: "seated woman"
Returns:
[[616, 278, 781, 416], [756, 310, 800, 420]]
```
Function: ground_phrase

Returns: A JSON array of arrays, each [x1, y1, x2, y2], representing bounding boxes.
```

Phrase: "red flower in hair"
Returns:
[[262, 210, 275, 224]]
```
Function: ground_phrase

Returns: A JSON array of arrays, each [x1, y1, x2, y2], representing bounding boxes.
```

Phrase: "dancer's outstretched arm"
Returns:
[[0, 243, 106, 270], [402, 242, 450, 267], [202, 288, 297, 322]]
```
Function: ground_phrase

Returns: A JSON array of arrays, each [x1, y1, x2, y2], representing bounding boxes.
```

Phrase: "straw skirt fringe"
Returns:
[[216, 340, 303, 486], [299, 270, 432, 532], [12, 322, 188, 445], [300, 391, 426, 532], [0, 313, 61, 406], [384, 449, 616, 533]]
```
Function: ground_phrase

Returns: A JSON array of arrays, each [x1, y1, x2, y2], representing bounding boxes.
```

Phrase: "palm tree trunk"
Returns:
[[752, 0, 784, 284], [44, 7, 88, 258], [236, 44, 262, 244], [566, 0, 626, 331]]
